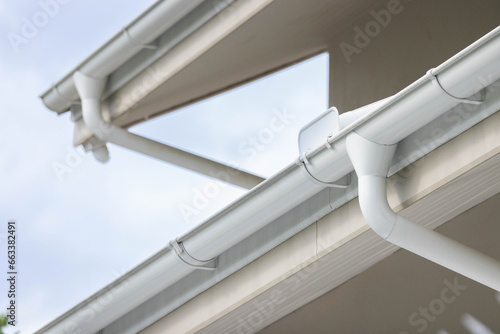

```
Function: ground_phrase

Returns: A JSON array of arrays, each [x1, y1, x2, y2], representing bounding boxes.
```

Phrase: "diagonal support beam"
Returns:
[[73, 71, 264, 189], [107, 129, 265, 189]]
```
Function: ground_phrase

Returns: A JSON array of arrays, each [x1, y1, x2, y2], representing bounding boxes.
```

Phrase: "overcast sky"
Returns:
[[0, 1, 328, 332]]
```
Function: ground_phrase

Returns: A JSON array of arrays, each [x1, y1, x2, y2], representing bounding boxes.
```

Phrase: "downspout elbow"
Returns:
[[346, 132, 398, 239], [357, 175, 397, 239], [73, 71, 111, 162], [346, 131, 500, 291]]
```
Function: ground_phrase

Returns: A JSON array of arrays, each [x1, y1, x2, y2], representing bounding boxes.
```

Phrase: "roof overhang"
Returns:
[[36, 22, 500, 331], [41, 0, 387, 146], [40, 0, 207, 112], [37, 0, 500, 332]]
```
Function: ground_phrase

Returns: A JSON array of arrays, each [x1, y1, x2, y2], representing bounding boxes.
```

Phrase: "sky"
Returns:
[[0, 1, 328, 332]]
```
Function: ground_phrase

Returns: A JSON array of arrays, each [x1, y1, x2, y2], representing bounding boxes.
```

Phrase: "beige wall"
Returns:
[[260, 192, 500, 334]]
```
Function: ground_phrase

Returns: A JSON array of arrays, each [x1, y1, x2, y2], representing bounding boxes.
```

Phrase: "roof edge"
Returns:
[[39, 0, 205, 113]]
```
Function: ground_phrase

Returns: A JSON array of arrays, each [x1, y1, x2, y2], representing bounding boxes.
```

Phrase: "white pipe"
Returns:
[[107, 130, 265, 189], [38, 27, 500, 333], [40, 0, 204, 113], [73, 71, 264, 190], [346, 132, 500, 291]]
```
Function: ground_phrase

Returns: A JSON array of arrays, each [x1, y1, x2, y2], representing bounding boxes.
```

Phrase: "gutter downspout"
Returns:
[[346, 132, 500, 291], [73, 71, 264, 189]]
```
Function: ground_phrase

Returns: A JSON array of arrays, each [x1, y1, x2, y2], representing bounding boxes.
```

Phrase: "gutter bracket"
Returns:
[[124, 28, 158, 50], [427, 69, 484, 105], [170, 239, 217, 270], [325, 135, 333, 149], [298, 152, 350, 189], [298, 107, 340, 154], [297, 107, 350, 189]]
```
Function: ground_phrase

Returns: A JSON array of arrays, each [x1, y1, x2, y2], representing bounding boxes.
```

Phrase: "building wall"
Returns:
[[328, 0, 500, 112], [259, 192, 500, 334]]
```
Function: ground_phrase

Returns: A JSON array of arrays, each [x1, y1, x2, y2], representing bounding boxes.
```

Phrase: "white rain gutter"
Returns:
[[40, 0, 205, 113], [38, 26, 500, 334]]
